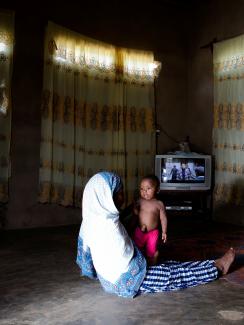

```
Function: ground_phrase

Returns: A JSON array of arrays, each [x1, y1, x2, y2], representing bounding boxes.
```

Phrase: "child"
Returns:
[[132, 175, 167, 265]]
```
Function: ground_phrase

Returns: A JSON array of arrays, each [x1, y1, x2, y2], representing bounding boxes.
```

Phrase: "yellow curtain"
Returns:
[[213, 35, 244, 206], [39, 22, 161, 207], [0, 11, 14, 203]]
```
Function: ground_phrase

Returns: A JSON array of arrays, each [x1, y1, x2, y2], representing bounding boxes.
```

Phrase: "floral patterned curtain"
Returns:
[[0, 11, 14, 203], [39, 22, 161, 207], [213, 35, 244, 206]]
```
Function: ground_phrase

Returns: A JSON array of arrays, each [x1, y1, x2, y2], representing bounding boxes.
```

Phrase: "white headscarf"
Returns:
[[77, 171, 146, 297]]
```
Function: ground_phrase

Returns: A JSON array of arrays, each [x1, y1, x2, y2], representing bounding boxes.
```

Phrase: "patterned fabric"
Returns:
[[213, 36, 244, 206], [139, 260, 218, 293], [100, 171, 122, 194], [98, 245, 146, 298], [77, 171, 147, 298], [76, 236, 97, 279], [0, 11, 14, 203], [39, 22, 157, 208], [45, 22, 161, 84], [77, 236, 146, 298]]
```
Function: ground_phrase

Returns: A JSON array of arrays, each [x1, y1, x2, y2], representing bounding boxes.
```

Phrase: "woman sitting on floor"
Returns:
[[76, 171, 235, 298]]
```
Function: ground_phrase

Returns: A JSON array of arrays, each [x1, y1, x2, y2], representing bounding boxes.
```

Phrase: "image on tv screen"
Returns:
[[161, 158, 205, 183]]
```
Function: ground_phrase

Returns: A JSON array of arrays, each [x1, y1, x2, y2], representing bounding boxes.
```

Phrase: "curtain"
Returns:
[[213, 35, 244, 206], [39, 22, 161, 207], [0, 11, 14, 203]]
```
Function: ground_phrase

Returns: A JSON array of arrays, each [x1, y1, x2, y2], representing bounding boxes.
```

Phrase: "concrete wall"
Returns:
[[2, 2, 188, 229], [188, 0, 244, 225], [156, 51, 188, 154]]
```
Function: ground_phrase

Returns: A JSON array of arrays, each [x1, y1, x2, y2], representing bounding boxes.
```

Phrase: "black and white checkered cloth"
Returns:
[[139, 260, 218, 293]]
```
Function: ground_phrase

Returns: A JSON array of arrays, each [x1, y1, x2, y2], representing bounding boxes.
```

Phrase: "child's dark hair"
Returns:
[[141, 174, 160, 189]]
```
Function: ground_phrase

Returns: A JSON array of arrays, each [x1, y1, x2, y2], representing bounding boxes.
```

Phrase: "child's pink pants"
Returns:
[[133, 227, 159, 258]]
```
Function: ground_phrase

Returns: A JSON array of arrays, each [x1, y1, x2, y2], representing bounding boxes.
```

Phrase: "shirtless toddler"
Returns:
[[133, 175, 167, 265]]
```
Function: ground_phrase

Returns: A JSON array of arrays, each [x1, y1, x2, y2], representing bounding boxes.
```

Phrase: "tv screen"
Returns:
[[161, 157, 205, 183], [155, 154, 211, 191]]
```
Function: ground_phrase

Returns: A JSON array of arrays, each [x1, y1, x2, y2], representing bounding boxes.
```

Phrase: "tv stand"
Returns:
[[158, 189, 212, 218]]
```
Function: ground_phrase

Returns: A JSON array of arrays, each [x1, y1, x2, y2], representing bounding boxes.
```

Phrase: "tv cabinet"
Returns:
[[158, 189, 212, 218]]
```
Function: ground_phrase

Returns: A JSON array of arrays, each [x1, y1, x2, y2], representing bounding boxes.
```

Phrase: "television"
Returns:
[[155, 154, 212, 191]]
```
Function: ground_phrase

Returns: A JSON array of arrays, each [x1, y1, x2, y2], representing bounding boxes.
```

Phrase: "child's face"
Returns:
[[140, 179, 157, 200]]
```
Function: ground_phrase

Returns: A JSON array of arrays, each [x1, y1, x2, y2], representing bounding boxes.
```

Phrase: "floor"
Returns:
[[0, 215, 244, 325]]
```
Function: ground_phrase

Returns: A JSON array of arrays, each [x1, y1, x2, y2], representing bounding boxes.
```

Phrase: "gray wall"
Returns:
[[3, 3, 188, 229], [156, 51, 188, 154]]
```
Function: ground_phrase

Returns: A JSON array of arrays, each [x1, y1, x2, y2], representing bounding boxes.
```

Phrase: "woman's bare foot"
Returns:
[[214, 247, 235, 275]]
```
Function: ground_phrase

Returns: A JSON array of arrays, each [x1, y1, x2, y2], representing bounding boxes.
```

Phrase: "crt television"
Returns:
[[155, 154, 212, 191]]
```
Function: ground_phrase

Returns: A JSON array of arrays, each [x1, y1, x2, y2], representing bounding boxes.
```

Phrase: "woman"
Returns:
[[76, 171, 235, 298]]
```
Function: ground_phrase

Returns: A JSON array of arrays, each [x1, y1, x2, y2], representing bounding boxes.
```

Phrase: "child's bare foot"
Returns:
[[214, 247, 235, 275]]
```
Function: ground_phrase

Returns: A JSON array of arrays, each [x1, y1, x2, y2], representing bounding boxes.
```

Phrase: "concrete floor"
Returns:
[[0, 217, 244, 325]]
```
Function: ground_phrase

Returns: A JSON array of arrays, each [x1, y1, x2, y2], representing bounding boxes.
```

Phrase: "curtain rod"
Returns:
[[200, 32, 244, 52]]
